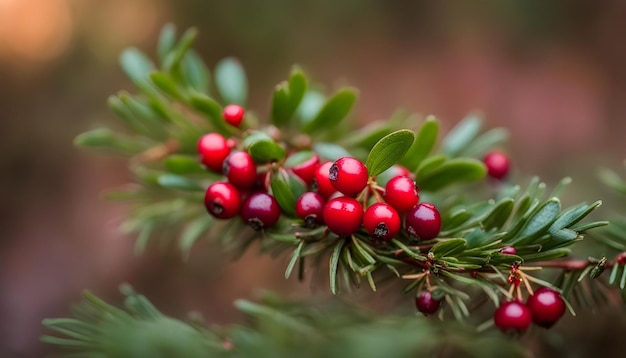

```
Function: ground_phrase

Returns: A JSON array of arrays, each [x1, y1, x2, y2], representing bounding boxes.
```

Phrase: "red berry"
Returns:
[[223, 151, 257, 189], [197, 133, 232, 172], [289, 153, 320, 186], [483, 151, 510, 180], [616, 252, 626, 265], [314, 161, 338, 198], [526, 287, 566, 328], [494, 301, 532, 334], [240, 193, 281, 231], [415, 291, 442, 316], [363, 203, 401, 241], [204, 182, 241, 219], [323, 197, 363, 236], [296, 192, 326, 228], [405, 203, 441, 241], [501, 246, 517, 255], [384, 176, 420, 213], [222, 104, 245, 127], [375, 165, 415, 187], [329, 157, 368, 197]]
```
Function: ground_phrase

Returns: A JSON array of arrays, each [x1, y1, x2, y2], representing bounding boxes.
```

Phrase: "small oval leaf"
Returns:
[[512, 198, 561, 245], [157, 23, 177, 64], [248, 140, 286, 164], [156, 174, 203, 191], [74, 128, 145, 154], [418, 158, 486, 191], [120, 48, 156, 84], [365, 129, 415, 177], [215, 57, 248, 105], [314, 142, 351, 161], [270, 176, 297, 217], [302, 88, 357, 134], [165, 155, 204, 174], [400, 116, 439, 171], [441, 114, 482, 157]]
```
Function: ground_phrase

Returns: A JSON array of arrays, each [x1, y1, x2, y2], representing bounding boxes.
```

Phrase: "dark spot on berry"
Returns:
[[248, 218, 264, 231], [304, 215, 318, 229], [328, 163, 338, 181], [373, 223, 389, 239], [211, 203, 224, 215]]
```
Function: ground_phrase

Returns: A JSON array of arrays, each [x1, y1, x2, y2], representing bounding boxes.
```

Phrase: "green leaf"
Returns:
[[120, 48, 155, 84], [314, 142, 351, 161], [418, 158, 486, 191], [511, 198, 561, 245], [181, 50, 210, 93], [330, 240, 346, 295], [180, 216, 213, 259], [271, 69, 307, 126], [441, 114, 482, 157], [400, 116, 439, 171], [365, 129, 415, 177], [522, 248, 570, 262], [162, 27, 198, 72], [302, 88, 357, 134], [481, 199, 515, 230], [165, 155, 205, 174], [150, 72, 183, 100], [187, 92, 233, 136], [157, 23, 177, 64], [248, 140, 286, 164], [270, 176, 298, 217], [285, 240, 305, 279], [215, 57, 248, 105], [297, 90, 325, 123], [157, 174, 203, 191], [463, 128, 510, 158], [284, 150, 315, 168], [344, 122, 393, 151], [598, 168, 626, 195], [429, 238, 467, 258], [415, 154, 446, 177], [74, 128, 145, 154]]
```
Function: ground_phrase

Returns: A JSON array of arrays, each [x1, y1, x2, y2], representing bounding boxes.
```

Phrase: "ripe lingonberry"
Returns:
[[374, 165, 414, 187], [296, 192, 326, 228], [197, 133, 232, 172], [204, 182, 241, 219], [314, 161, 338, 198], [222, 104, 245, 127], [363, 203, 401, 241], [289, 153, 320, 186], [223, 151, 257, 189], [323, 197, 363, 236], [526, 287, 566, 328], [494, 301, 532, 334], [483, 151, 510, 180], [384, 176, 420, 213], [240, 193, 281, 231], [329, 157, 368, 197], [405, 203, 441, 241], [501, 246, 517, 255], [616, 252, 626, 265], [415, 291, 442, 316]]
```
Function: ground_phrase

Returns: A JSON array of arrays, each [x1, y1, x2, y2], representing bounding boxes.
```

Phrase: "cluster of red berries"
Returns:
[[494, 288, 566, 333]]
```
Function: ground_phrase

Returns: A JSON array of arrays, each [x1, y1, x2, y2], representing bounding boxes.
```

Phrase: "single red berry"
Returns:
[[384, 176, 420, 213], [223, 151, 257, 189], [314, 161, 338, 198], [296, 192, 326, 228], [483, 151, 510, 180], [204, 182, 241, 219], [501, 246, 517, 255], [289, 153, 320, 186], [415, 291, 442, 316], [526, 287, 566, 328], [616, 252, 626, 265], [405, 203, 441, 241], [363, 203, 401, 241], [329, 157, 368, 196], [240, 193, 281, 231], [222, 104, 245, 127], [323, 197, 363, 236], [494, 301, 532, 334], [197, 133, 232, 172]]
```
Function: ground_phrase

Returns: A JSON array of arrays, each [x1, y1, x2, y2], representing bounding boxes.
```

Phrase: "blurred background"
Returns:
[[1, 0, 626, 356]]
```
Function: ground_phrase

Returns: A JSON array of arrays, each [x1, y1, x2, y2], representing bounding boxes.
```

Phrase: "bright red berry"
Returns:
[[222, 104, 245, 127], [289, 153, 320, 186], [526, 287, 566, 328], [384, 176, 420, 213], [616, 252, 626, 265], [223, 151, 257, 189], [197, 133, 232, 172], [494, 301, 532, 334], [501, 246, 517, 255], [405, 203, 441, 241], [314, 161, 338, 198], [415, 291, 442, 316], [483, 151, 510, 180], [204, 182, 241, 219], [296, 192, 326, 228], [329, 157, 368, 197], [363, 203, 401, 241], [240, 193, 281, 231], [323, 197, 363, 236]]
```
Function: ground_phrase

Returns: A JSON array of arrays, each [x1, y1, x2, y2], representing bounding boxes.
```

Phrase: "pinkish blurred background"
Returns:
[[1, 1, 626, 356]]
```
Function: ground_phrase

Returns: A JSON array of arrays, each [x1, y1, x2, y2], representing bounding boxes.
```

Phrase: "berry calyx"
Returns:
[[240, 193, 281, 231], [526, 287, 566, 328], [288, 153, 320, 186], [483, 151, 510, 180], [405, 203, 441, 241], [314, 161, 337, 198], [363, 203, 401, 241], [296, 192, 326, 228], [384, 176, 420, 213], [415, 291, 442, 316], [222, 104, 245, 127], [501, 246, 517, 255], [204, 182, 242, 219], [323, 197, 363, 236], [328, 157, 368, 197], [223, 151, 257, 189], [494, 301, 532, 334], [197, 133, 232, 172]]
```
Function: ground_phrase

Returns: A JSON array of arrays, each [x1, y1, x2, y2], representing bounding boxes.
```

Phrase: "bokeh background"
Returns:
[[2, 0, 626, 356]]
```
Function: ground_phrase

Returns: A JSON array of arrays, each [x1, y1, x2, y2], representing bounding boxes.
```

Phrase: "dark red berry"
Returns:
[[483, 151, 510, 180], [314, 161, 337, 198], [616, 252, 626, 265], [296, 192, 326, 228], [405, 203, 441, 241], [240, 193, 281, 231], [501, 246, 517, 255], [363, 203, 401, 241], [204, 182, 241, 219], [222, 104, 245, 127], [223, 151, 257, 189], [526, 287, 566, 328], [494, 301, 532, 334], [384, 176, 420, 213], [289, 153, 320, 186], [197, 133, 232, 172], [323, 197, 363, 236], [415, 291, 442, 316], [329, 157, 368, 196]]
